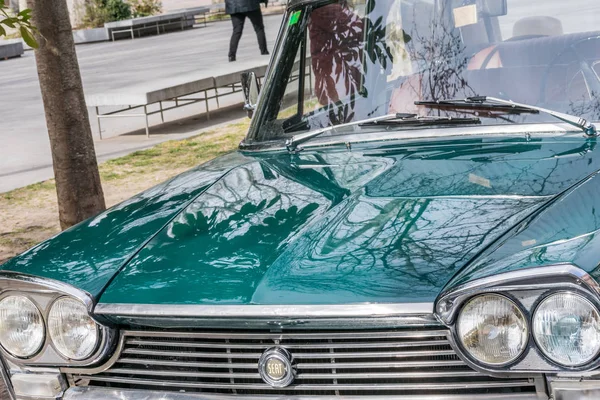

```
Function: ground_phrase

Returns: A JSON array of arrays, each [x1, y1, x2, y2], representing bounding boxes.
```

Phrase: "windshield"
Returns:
[[245, 0, 600, 144]]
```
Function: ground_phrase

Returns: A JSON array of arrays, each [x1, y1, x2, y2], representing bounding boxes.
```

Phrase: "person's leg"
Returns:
[[247, 10, 268, 55], [229, 13, 246, 61]]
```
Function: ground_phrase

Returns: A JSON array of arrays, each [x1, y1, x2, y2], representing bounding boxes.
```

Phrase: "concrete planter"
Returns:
[[73, 27, 110, 44], [0, 40, 24, 60]]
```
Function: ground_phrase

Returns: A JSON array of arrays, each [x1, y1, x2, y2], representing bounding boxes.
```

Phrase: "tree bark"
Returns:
[[27, 0, 106, 229]]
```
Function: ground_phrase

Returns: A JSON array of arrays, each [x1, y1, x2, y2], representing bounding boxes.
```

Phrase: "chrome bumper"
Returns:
[[62, 387, 544, 399], [549, 379, 600, 400], [9, 379, 600, 399], [59, 380, 600, 400]]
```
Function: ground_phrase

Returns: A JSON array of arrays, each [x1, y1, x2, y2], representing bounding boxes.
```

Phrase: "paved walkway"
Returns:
[[0, 14, 283, 193]]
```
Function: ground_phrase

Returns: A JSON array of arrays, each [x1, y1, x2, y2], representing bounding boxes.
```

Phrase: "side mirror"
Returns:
[[241, 71, 261, 118]]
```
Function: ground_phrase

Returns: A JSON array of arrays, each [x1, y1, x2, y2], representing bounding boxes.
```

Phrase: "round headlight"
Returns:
[[0, 296, 45, 358], [48, 297, 99, 360], [533, 292, 600, 366], [457, 294, 528, 365]]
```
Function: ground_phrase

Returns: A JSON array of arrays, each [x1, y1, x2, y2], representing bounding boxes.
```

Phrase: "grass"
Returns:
[[99, 122, 247, 180], [204, 12, 230, 22], [0, 120, 249, 264]]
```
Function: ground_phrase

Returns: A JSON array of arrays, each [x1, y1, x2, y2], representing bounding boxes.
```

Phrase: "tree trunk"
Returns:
[[27, 0, 106, 229]]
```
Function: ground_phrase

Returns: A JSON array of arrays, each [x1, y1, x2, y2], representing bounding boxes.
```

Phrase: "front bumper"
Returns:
[[5, 371, 600, 399], [549, 379, 600, 400], [62, 387, 544, 399], [61, 384, 600, 400]]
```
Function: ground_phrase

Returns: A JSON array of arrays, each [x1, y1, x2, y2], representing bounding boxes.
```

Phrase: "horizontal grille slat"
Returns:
[[116, 357, 467, 370], [126, 338, 451, 349], [122, 348, 264, 359], [107, 368, 262, 379], [117, 358, 258, 369], [77, 375, 534, 391], [296, 371, 484, 379], [116, 329, 451, 340], [295, 360, 467, 369], [122, 348, 456, 359], [105, 368, 482, 379], [68, 327, 539, 397]]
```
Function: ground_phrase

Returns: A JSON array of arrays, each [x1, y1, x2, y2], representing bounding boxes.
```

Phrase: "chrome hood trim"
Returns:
[[93, 303, 438, 329], [94, 302, 433, 318]]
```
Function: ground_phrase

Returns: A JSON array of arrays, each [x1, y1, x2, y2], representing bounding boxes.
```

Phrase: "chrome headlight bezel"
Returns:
[[436, 263, 600, 376], [0, 272, 116, 368]]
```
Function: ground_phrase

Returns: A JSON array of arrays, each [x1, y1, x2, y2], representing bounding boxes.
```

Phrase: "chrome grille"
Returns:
[[68, 328, 538, 397]]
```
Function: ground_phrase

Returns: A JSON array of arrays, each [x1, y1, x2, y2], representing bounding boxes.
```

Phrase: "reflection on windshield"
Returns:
[[310, 4, 363, 108], [249, 0, 600, 142]]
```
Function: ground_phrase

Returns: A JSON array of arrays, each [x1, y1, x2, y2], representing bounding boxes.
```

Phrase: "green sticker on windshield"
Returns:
[[289, 10, 302, 26]]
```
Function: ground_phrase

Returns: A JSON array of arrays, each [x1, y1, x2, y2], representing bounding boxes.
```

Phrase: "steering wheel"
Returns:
[[539, 35, 600, 105]]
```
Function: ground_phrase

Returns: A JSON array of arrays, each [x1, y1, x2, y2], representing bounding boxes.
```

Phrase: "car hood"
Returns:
[[95, 135, 600, 306], [4, 135, 599, 307], [1, 152, 256, 296]]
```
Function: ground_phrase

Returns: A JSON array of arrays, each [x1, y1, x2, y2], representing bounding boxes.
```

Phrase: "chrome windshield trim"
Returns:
[[63, 386, 544, 400], [94, 302, 434, 318], [244, 121, 596, 152], [304, 121, 596, 149]]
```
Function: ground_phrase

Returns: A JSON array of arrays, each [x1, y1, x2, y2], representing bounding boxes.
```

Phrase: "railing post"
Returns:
[[144, 105, 150, 137], [95, 107, 103, 140]]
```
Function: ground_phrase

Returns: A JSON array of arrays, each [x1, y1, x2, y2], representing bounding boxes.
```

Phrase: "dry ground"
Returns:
[[0, 120, 248, 265]]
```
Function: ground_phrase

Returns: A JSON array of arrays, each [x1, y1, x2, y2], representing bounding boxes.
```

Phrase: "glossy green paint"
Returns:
[[3, 134, 600, 305], [445, 167, 600, 288], [99, 135, 600, 305], [0, 152, 254, 297]]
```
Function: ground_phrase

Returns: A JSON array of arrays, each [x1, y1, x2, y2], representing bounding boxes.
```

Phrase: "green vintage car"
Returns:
[[2, 0, 600, 399]]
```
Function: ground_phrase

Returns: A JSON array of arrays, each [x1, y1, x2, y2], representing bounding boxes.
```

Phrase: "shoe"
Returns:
[[261, 51, 269, 55], [229, 56, 236, 62]]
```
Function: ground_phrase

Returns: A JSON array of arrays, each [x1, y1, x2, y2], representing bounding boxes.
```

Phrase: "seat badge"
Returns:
[[259, 347, 295, 387]]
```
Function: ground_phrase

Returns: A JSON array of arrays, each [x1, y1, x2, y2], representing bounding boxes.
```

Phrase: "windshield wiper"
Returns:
[[417, 96, 598, 137], [285, 113, 480, 153], [415, 98, 538, 114], [359, 114, 480, 127]]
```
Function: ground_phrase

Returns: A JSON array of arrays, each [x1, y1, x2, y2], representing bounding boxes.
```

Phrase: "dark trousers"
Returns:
[[228, 10, 267, 58]]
